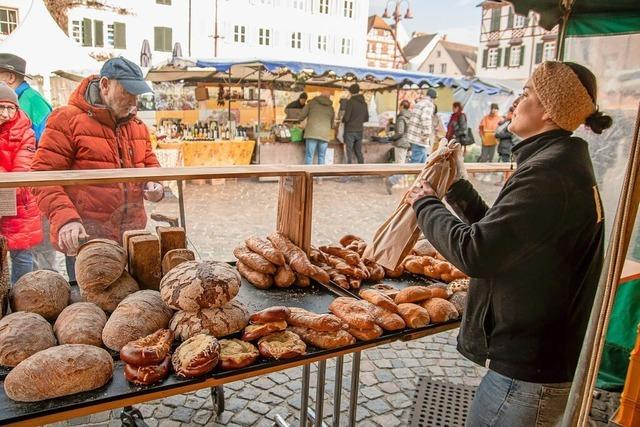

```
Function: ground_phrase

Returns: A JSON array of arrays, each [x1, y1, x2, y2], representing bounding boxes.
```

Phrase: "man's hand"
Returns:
[[144, 182, 164, 202], [58, 221, 88, 256], [404, 180, 438, 207]]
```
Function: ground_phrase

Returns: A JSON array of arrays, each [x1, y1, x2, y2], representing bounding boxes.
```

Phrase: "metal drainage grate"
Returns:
[[409, 377, 477, 427]]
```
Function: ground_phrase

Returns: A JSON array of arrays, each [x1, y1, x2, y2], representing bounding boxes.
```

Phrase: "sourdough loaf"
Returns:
[[80, 270, 140, 313], [170, 300, 249, 341], [54, 302, 107, 347], [75, 239, 126, 291], [9, 270, 70, 321], [0, 312, 57, 367]]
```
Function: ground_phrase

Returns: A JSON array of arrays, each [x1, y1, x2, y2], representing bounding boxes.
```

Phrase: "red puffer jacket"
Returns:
[[0, 110, 43, 250], [31, 76, 160, 249]]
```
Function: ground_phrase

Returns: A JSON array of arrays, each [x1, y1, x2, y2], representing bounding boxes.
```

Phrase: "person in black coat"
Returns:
[[405, 61, 613, 426], [495, 106, 520, 162], [342, 83, 369, 164]]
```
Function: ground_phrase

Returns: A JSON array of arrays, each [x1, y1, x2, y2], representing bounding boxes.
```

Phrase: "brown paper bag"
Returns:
[[363, 146, 458, 270]]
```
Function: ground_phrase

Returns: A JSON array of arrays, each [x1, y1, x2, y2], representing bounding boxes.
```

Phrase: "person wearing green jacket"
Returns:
[[0, 54, 52, 143], [299, 90, 335, 165]]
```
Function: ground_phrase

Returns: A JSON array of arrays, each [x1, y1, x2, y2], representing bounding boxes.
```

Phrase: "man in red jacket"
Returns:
[[31, 57, 162, 280]]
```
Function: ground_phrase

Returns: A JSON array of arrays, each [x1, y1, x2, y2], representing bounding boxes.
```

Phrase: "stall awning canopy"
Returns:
[[146, 58, 512, 95]]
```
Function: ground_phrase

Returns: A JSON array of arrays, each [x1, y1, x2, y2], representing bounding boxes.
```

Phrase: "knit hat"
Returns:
[[0, 82, 18, 106], [427, 88, 438, 99], [532, 61, 596, 132]]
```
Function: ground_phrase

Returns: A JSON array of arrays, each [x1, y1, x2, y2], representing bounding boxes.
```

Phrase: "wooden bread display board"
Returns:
[[122, 230, 152, 262], [127, 235, 162, 290], [161, 249, 196, 276], [156, 227, 187, 261]]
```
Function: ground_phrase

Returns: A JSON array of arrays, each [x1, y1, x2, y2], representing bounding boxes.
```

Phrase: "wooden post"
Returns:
[[276, 174, 313, 253]]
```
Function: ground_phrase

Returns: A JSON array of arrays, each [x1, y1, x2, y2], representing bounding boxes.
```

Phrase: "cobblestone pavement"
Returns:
[[48, 175, 504, 427]]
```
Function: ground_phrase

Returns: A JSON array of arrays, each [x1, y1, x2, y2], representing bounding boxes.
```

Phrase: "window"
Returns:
[[436, 50, 441, 58], [440, 63, 447, 73], [259, 28, 271, 46], [156, 0, 171, 4], [509, 45, 521, 66], [317, 35, 327, 51], [318, 0, 329, 14], [428, 64, 435, 73], [234, 25, 246, 43], [154, 26, 172, 52], [292, 0, 305, 9], [71, 20, 82, 44], [0, 7, 18, 35], [81, 18, 92, 46], [113, 22, 126, 49], [514, 15, 525, 28], [543, 42, 556, 60], [94, 20, 104, 47], [291, 32, 302, 49], [490, 8, 501, 32], [487, 47, 499, 68], [341, 38, 351, 55], [343, 0, 353, 18]]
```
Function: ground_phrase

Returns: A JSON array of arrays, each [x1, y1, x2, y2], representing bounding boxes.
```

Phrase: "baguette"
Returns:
[[358, 289, 398, 313], [295, 273, 311, 288], [274, 264, 296, 288], [328, 297, 375, 330], [268, 232, 330, 284], [395, 286, 433, 304], [319, 245, 360, 266], [363, 259, 385, 282], [237, 260, 273, 289], [287, 326, 355, 349], [234, 245, 277, 274], [245, 236, 286, 266], [288, 307, 345, 332], [397, 303, 430, 328]]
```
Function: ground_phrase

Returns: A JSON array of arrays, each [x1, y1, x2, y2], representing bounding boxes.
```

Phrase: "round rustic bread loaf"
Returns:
[[102, 290, 173, 351], [170, 300, 249, 341], [0, 312, 57, 367], [75, 239, 127, 292], [9, 270, 70, 321], [54, 302, 107, 347], [4, 344, 113, 402], [160, 260, 241, 311], [80, 270, 140, 313]]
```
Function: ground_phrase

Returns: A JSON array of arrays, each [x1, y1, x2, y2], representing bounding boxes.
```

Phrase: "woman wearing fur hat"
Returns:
[[0, 82, 42, 283], [405, 61, 612, 426]]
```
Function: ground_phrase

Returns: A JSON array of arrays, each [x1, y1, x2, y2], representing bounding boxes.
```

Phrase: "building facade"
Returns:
[[475, 1, 558, 81], [0, 0, 30, 42], [415, 37, 476, 77], [63, 0, 368, 67], [366, 15, 406, 69]]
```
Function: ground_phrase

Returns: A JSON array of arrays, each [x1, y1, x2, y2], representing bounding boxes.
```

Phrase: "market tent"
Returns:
[[0, 0, 101, 76], [146, 58, 512, 95]]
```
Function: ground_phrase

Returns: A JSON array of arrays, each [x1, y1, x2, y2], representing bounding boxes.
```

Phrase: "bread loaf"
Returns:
[[364, 259, 385, 282], [0, 312, 56, 367], [358, 289, 398, 313], [397, 303, 430, 328], [258, 330, 306, 359], [267, 232, 330, 284], [421, 298, 459, 323], [359, 300, 405, 331], [328, 297, 375, 330], [448, 291, 467, 315], [245, 236, 285, 266], [242, 321, 287, 341], [4, 344, 113, 402], [76, 239, 126, 291], [425, 285, 451, 299], [288, 307, 345, 332], [250, 306, 290, 324], [287, 326, 355, 349], [170, 300, 249, 341], [219, 339, 259, 370], [347, 325, 383, 341], [237, 260, 273, 289], [10, 270, 70, 320], [161, 249, 195, 275], [274, 264, 296, 288], [102, 290, 173, 351], [128, 235, 162, 290], [54, 302, 107, 347], [0, 236, 8, 319], [160, 260, 241, 310], [395, 286, 433, 304], [383, 264, 405, 279], [172, 334, 220, 378], [233, 246, 276, 274], [448, 278, 469, 294], [80, 270, 139, 313], [413, 239, 437, 257], [156, 226, 186, 261], [295, 273, 311, 288], [318, 245, 360, 266]]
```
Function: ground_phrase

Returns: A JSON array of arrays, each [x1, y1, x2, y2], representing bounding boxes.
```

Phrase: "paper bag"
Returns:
[[363, 145, 458, 270]]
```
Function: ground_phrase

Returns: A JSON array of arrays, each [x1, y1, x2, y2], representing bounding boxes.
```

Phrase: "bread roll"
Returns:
[[421, 298, 459, 323], [267, 232, 330, 284], [383, 264, 405, 279], [233, 246, 276, 274], [242, 321, 287, 341], [120, 329, 174, 366], [124, 356, 170, 385], [0, 312, 56, 367], [287, 326, 355, 349], [395, 286, 433, 304], [10, 270, 70, 321], [258, 330, 306, 360], [425, 285, 451, 299], [250, 306, 290, 324], [160, 260, 241, 310], [80, 270, 140, 313], [170, 300, 249, 341], [237, 260, 273, 289], [347, 325, 383, 341], [54, 302, 107, 347], [102, 290, 173, 351], [288, 307, 345, 332], [274, 264, 296, 288], [245, 236, 285, 266], [172, 334, 220, 378], [359, 300, 405, 331], [328, 297, 375, 330], [4, 344, 113, 402], [448, 291, 467, 315], [448, 278, 470, 294], [397, 303, 430, 328], [358, 289, 398, 313], [413, 239, 437, 257], [219, 339, 259, 370], [75, 239, 126, 292]]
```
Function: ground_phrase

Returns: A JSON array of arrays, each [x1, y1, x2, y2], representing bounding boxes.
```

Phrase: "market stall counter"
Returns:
[[257, 139, 392, 165]]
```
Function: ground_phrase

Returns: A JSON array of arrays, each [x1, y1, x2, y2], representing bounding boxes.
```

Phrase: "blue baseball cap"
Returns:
[[100, 57, 153, 95]]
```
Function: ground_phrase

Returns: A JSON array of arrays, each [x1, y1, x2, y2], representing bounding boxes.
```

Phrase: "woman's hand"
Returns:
[[404, 180, 437, 207]]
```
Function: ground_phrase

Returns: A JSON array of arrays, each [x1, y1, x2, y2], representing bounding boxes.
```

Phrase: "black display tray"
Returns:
[[336, 273, 442, 299]]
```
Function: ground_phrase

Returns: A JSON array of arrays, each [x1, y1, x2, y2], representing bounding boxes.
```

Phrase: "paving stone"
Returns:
[[360, 360, 375, 372], [255, 419, 275, 427], [444, 367, 464, 377], [192, 409, 213, 425], [439, 359, 456, 367], [289, 393, 302, 410], [89, 411, 111, 423], [163, 394, 187, 408], [362, 386, 384, 400], [388, 394, 412, 409], [184, 395, 205, 409], [248, 401, 271, 415], [224, 381, 244, 391], [195, 388, 211, 398], [170, 406, 195, 423], [269, 372, 290, 384], [68, 416, 92, 425], [371, 413, 403, 427], [237, 387, 260, 400], [271, 385, 294, 399], [379, 349, 396, 359], [428, 365, 446, 376], [365, 398, 392, 415], [286, 380, 302, 392], [231, 409, 261, 426], [403, 358, 420, 368], [374, 370, 394, 382], [153, 405, 173, 419], [146, 420, 159, 427], [157, 420, 181, 427], [266, 406, 291, 421], [373, 359, 392, 369], [216, 411, 234, 425], [355, 407, 371, 422], [390, 359, 405, 368], [258, 391, 282, 404], [253, 377, 277, 390], [361, 372, 378, 386], [379, 382, 401, 394]]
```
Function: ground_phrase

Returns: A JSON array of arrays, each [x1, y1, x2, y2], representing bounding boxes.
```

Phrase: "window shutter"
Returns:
[[482, 49, 488, 68], [535, 42, 543, 64], [114, 22, 126, 49], [507, 10, 513, 29], [496, 48, 502, 67], [82, 18, 92, 46], [166, 27, 172, 51], [519, 45, 525, 66], [94, 20, 104, 47], [154, 27, 162, 51], [503, 47, 510, 67]]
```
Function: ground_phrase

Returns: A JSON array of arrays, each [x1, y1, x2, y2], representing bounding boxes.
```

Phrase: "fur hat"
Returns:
[[532, 61, 596, 132], [0, 82, 18, 106]]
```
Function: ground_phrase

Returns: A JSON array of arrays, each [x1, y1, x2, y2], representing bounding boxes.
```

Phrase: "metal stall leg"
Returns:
[[120, 406, 149, 427], [333, 356, 344, 427], [177, 179, 186, 231], [348, 352, 361, 427], [299, 363, 311, 427], [210, 385, 225, 417], [307, 361, 329, 427]]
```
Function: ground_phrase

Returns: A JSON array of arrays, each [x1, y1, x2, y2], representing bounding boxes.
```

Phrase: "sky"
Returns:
[[368, 0, 482, 46]]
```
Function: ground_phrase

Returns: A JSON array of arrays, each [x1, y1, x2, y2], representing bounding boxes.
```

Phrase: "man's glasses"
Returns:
[[0, 105, 17, 116]]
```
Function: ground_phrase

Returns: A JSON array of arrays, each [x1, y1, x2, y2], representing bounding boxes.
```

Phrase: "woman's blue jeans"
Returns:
[[466, 370, 571, 427], [305, 138, 328, 165], [10, 249, 33, 284]]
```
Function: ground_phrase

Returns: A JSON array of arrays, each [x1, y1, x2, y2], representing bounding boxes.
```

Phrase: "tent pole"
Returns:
[[228, 68, 232, 125], [395, 86, 400, 119], [257, 69, 262, 144]]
